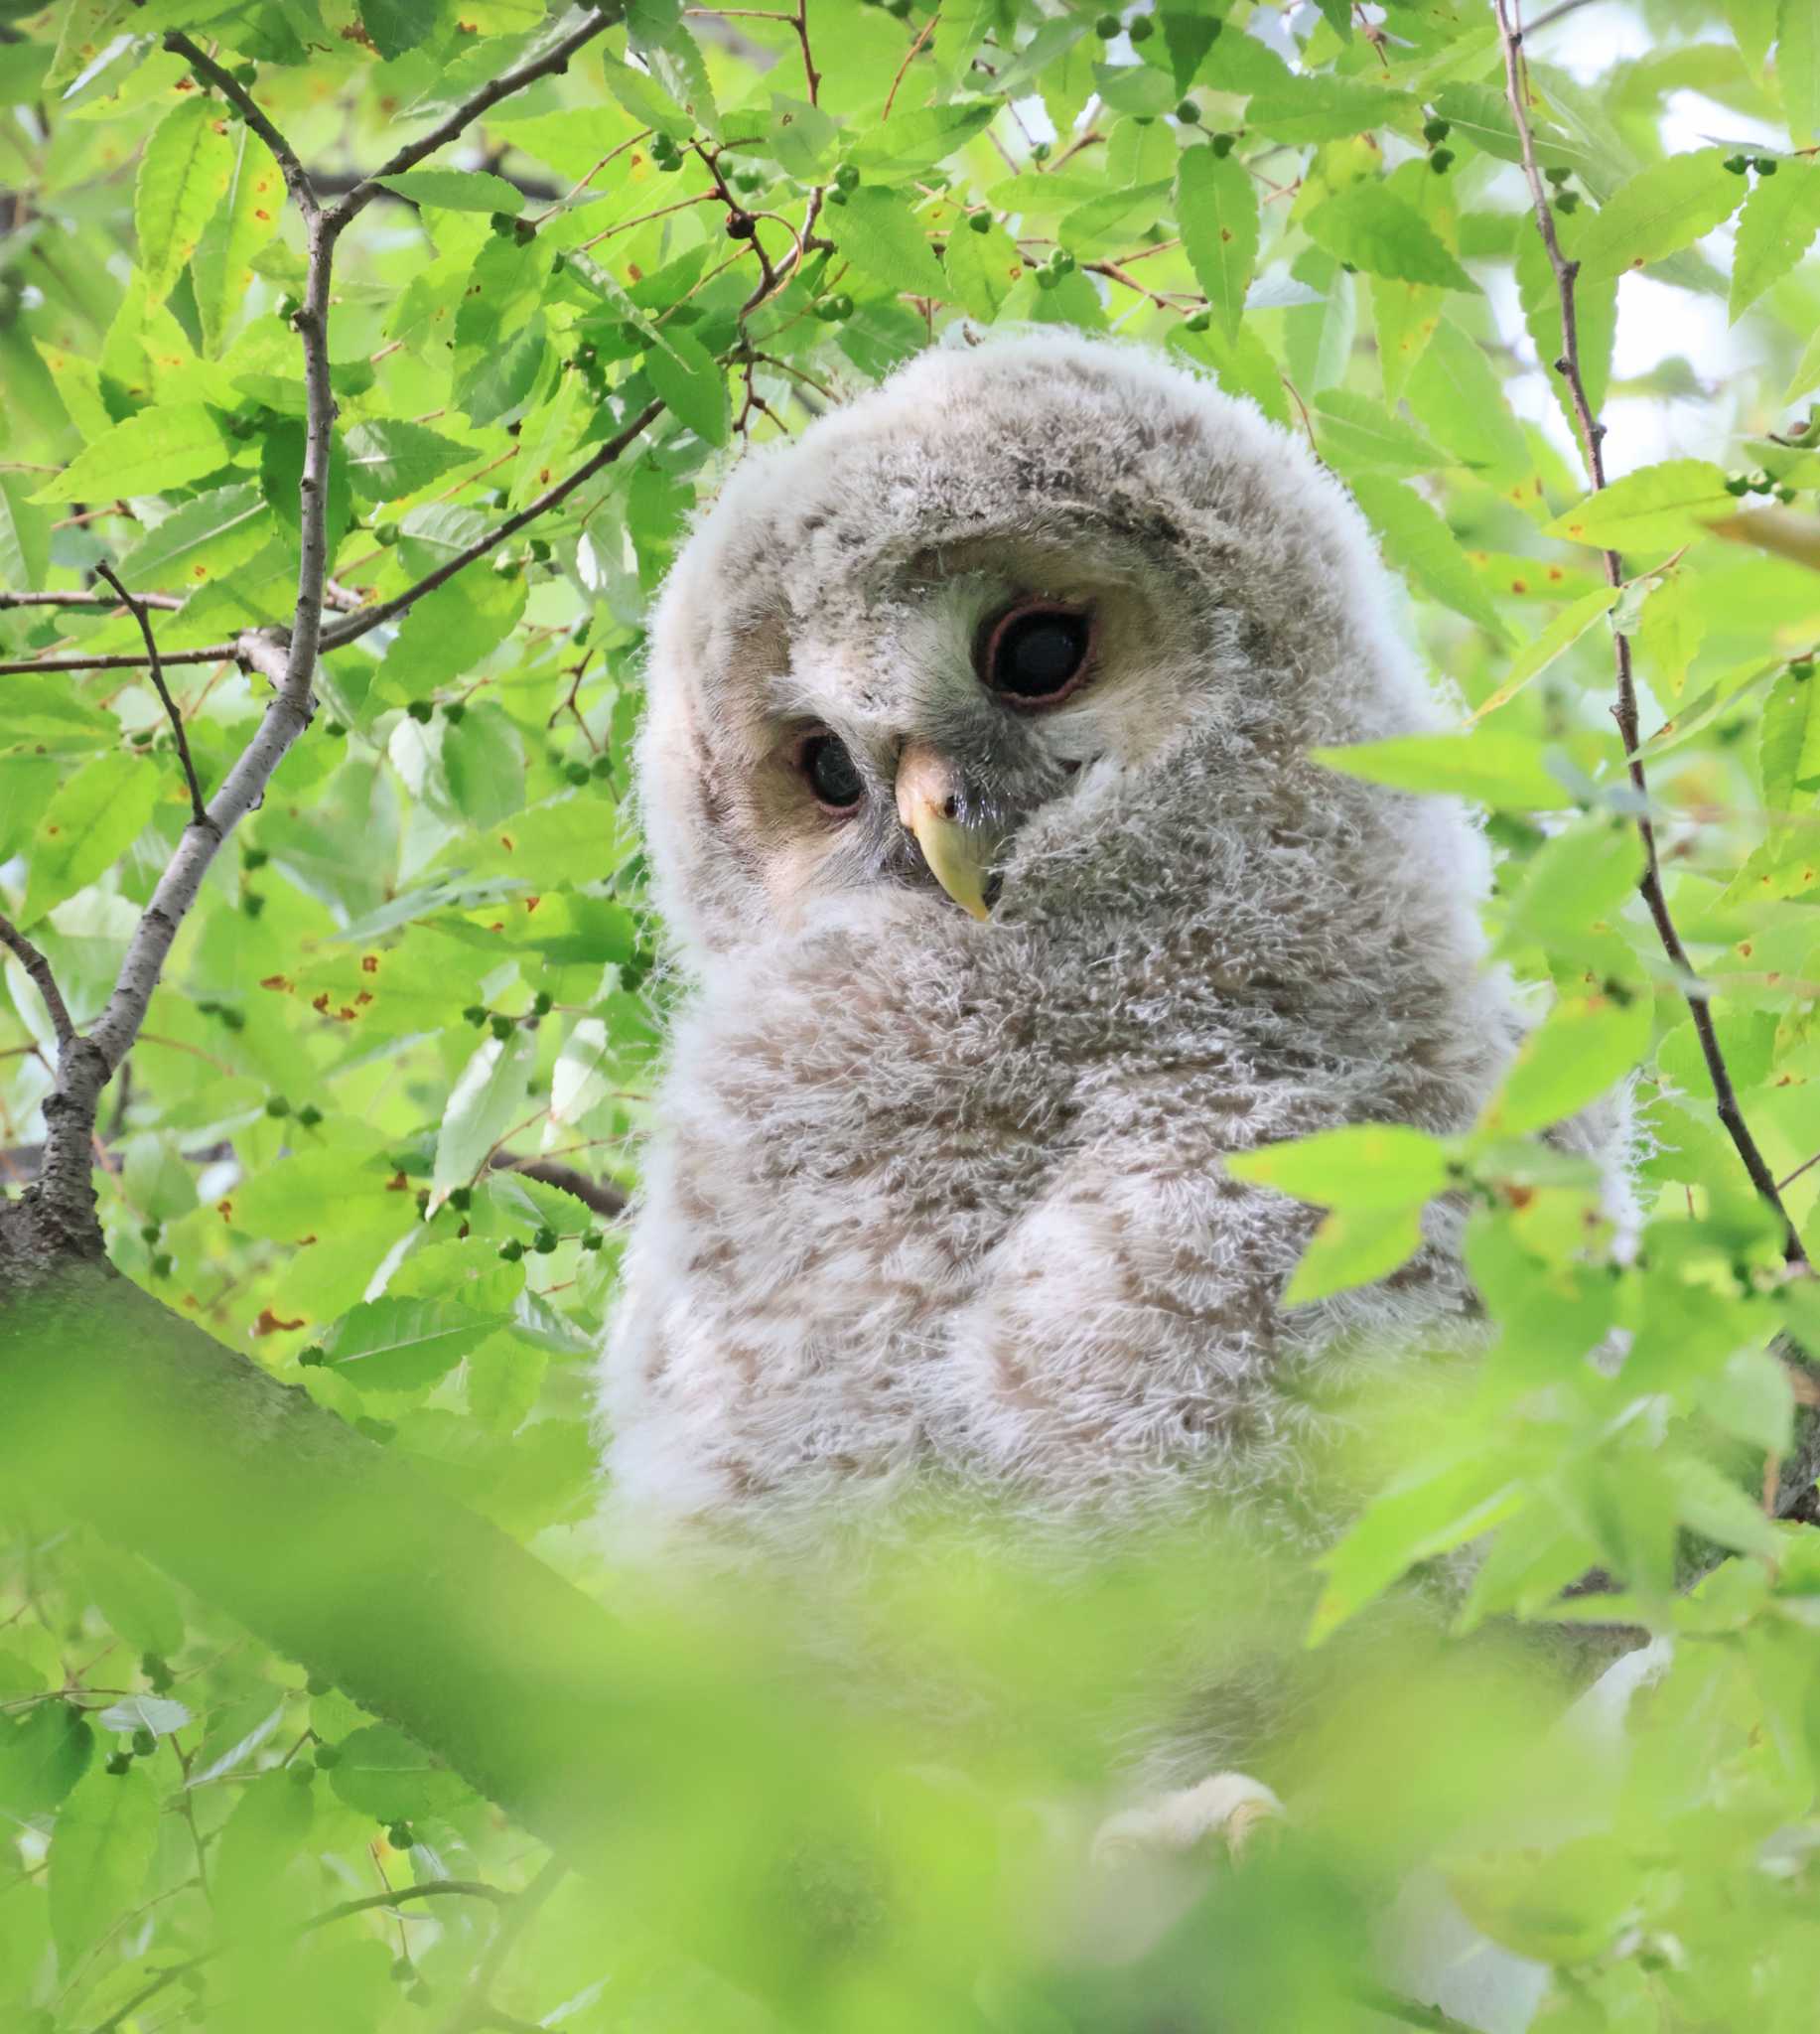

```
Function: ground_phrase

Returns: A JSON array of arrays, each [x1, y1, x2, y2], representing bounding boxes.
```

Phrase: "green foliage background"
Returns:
[[3, 0, 1820, 2027]]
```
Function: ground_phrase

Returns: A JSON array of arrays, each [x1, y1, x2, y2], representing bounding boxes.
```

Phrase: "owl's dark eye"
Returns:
[[799, 731, 864, 811], [979, 603, 1093, 706]]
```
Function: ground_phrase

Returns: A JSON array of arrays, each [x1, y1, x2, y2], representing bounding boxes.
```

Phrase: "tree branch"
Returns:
[[93, 563, 209, 830], [323, 5, 628, 234], [319, 399, 664, 650], [1494, 0, 1808, 1269], [0, 914, 74, 1051], [0, 588, 184, 612], [0, 644, 239, 677]]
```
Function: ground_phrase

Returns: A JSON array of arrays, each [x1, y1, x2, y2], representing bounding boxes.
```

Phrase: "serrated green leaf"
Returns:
[[1304, 182, 1475, 292], [1283, 1202, 1427, 1307], [1729, 158, 1820, 321], [601, 45, 696, 140], [191, 123, 285, 357], [0, 1705, 93, 1821], [1543, 459, 1735, 552], [1404, 319, 1530, 485], [0, 473, 50, 592], [853, 100, 998, 176], [440, 701, 525, 828], [45, 0, 131, 90], [1313, 728, 1572, 809], [1471, 585, 1619, 720], [31, 403, 234, 507], [377, 572, 525, 703], [22, 752, 159, 926], [1636, 568, 1706, 702], [1577, 148, 1742, 278], [643, 329, 729, 447], [0, 678, 117, 755], [1477, 989, 1651, 1137], [1782, 0, 1820, 144], [115, 484, 273, 592], [1226, 1123, 1450, 1209], [1160, 9, 1225, 90], [357, 0, 445, 62], [329, 1723, 474, 1819], [378, 168, 529, 213], [944, 216, 1024, 322], [1503, 815, 1645, 944], [435, 1028, 539, 1201], [1761, 668, 1820, 805], [48, 1763, 158, 1972], [343, 419, 477, 501], [828, 186, 949, 299], [322, 1295, 504, 1391], [1058, 178, 1175, 259], [1176, 145, 1257, 340], [1347, 473, 1507, 638], [1312, 389, 1449, 474], [136, 95, 236, 307], [1245, 75, 1412, 144]]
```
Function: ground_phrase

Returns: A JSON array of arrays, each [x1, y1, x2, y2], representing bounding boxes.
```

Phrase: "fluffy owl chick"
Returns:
[[601, 331, 1526, 1572]]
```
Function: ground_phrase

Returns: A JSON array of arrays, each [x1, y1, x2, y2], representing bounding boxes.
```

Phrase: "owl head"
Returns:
[[636, 332, 1445, 964]]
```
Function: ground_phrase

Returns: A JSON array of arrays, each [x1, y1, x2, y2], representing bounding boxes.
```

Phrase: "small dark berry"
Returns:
[[313, 1741, 342, 1768], [834, 163, 859, 192], [582, 1230, 606, 1251], [1724, 153, 1749, 174], [449, 1187, 473, 1212], [297, 1104, 323, 1127], [1774, 483, 1798, 503], [1176, 100, 1199, 124], [565, 761, 591, 786], [531, 990, 554, 1017], [533, 1227, 559, 1254], [373, 520, 400, 544], [1050, 248, 1075, 275], [498, 1239, 524, 1261], [1754, 156, 1778, 175], [132, 1726, 158, 1756], [443, 701, 466, 723], [1553, 190, 1578, 212], [1423, 116, 1451, 143], [591, 754, 614, 779], [489, 211, 516, 236], [825, 186, 848, 206], [490, 1014, 515, 1041], [832, 293, 853, 318], [151, 1251, 174, 1278], [1185, 309, 1211, 333], [1724, 472, 1751, 496], [242, 845, 268, 869], [387, 1823, 413, 1850], [231, 61, 258, 83], [1430, 148, 1454, 173], [968, 209, 991, 233], [1791, 658, 1815, 681], [406, 699, 433, 723], [140, 1223, 161, 1243], [298, 1346, 326, 1368], [463, 1005, 488, 1026], [1032, 140, 1050, 161], [726, 213, 757, 239], [1210, 131, 1234, 158], [105, 1750, 133, 1776], [144, 1655, 174, 1691], [1095, 11, 1120, 34], [1127, 13, 1152, 38]]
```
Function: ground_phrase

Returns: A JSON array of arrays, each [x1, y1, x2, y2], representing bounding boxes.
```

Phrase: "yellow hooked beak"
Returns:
[[895, 742, 995, 922]]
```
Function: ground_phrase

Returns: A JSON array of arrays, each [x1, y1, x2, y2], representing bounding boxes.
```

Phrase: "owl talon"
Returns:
[[1091, 1772, 1286, 1873]]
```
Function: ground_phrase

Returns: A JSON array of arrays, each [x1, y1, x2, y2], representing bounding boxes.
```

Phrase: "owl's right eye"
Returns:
[[799, 732, 865, 812]]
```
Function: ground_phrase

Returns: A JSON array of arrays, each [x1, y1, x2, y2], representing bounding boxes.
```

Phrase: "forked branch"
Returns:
[[1493, 0, 1807, 1269]]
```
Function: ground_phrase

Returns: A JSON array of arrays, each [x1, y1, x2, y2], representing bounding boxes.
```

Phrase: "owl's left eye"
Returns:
[[798, 731, 865, 812], [978, 601, 1093, 706]]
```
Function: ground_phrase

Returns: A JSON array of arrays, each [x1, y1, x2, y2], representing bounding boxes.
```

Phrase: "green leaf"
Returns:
[[1225, 1123, 1450, 1208], [852, 100, 998, 175], [1347, 473, 1507, 638], [1542, 459, 1736, 552], [1160, 9, 1224, 91], [357, 0, 445, 62], [343, 419, 477, 502], [601, 46, 696, 140], [322, 1295, 504, 1391], [260, 418, 354, 565], [440, 701, 526, 828], [328, 1723, 474, 1820], [48, 1762, 159, 1973], [1312, 729, 1573, 809], [1470, 586, 1620, 720], [136, 94, 236, 307], [1403, 319, 1531, 485], [115, 484, 274, 592], [213, 1769, 315, 1936], [643, 329, 730, 447], [376, 570, 525, 703], [944, 216, 1025, 322], [1244, 76, 1412, 144], [1303, 182, 1475, 292], [1058, 179, 1175, 259], [21, 753, 160, 926], [0, 473, 50, 592], [1760, 667, 1820, 807], [191, 124, 285, 357], [30, 403, 235, 506], [1430, 82, 1596, 178], [1636, 568, 1706, 702], [458, 314, 546, 428], [1665, 1454, 1782, 1557], [1312, 389, 1449, 474], [1176, 145, 1258, 340], [378, 168, 530, 213], [1475, 989, 1651, 1137], [1313, 1456, 1522, 1643], [1729, 158, 1820, 321], [1, 1704, 92, 1823], [1782, 0, 1820, 145], [0, 678, 117, 756], [1283, 1202, 1426, 1307], [1577, 148, 1742, 278], [764, 92, 838, 179], [434, 1028, 539, 1202], [45, 0, 131, 90], [828, 186, 949, 300], [1502, 815, 1644, 945]]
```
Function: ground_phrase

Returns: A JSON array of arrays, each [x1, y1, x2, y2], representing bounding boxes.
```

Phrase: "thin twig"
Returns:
[[1495, 0, 1807, 1270], [93, 564, 209, 830], [0, 644, 237, 677], [883, 8, 938, 120], [303, 1879, 513, 1930], [324, 6, 628, 232], [0, 916, 74, 1050], [1522, 0, 1603, 30], [435, 1856, 567, 2034], [319, 400, 664, 651], [0, 589, 183, 612], [791, 0, 821, 105]]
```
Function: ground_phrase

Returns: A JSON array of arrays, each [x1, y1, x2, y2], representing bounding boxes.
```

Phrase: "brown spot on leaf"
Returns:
[[361, 953, 379, 973], [254, 1308, 305, 1336]]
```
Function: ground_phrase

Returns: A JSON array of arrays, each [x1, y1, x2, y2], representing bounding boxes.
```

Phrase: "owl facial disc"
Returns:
[[895, 741, 998, 921]]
